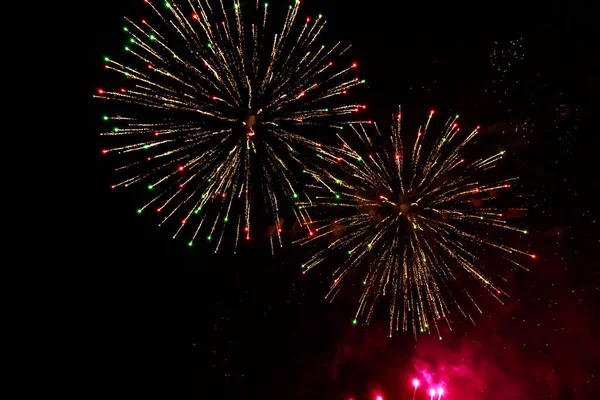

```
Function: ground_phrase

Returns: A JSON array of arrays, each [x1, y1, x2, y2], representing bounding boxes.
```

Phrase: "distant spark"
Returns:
[[96, 0, 365, 253], [490, 37, 525, 76], [298, 107, 534, 337]]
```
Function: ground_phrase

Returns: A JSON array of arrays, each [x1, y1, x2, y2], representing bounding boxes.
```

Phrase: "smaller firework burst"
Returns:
[[297, 107, 535, 338]]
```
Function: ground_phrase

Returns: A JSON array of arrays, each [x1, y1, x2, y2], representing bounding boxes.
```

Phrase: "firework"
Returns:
[[490, 38, 525, 78], [298, 107, 534, 337], [412, 379, 420, 400], [95, 0, 366, 253]]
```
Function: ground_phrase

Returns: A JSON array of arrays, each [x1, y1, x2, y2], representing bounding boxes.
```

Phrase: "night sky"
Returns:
[[87, 1, 598, 398]]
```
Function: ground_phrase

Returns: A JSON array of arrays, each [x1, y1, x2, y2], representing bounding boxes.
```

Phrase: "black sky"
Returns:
[[86, 1, 598, 398]]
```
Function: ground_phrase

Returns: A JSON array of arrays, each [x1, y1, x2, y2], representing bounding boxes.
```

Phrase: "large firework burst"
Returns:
[[298, 108, 535, 338], [95, 0, 365, 253]]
